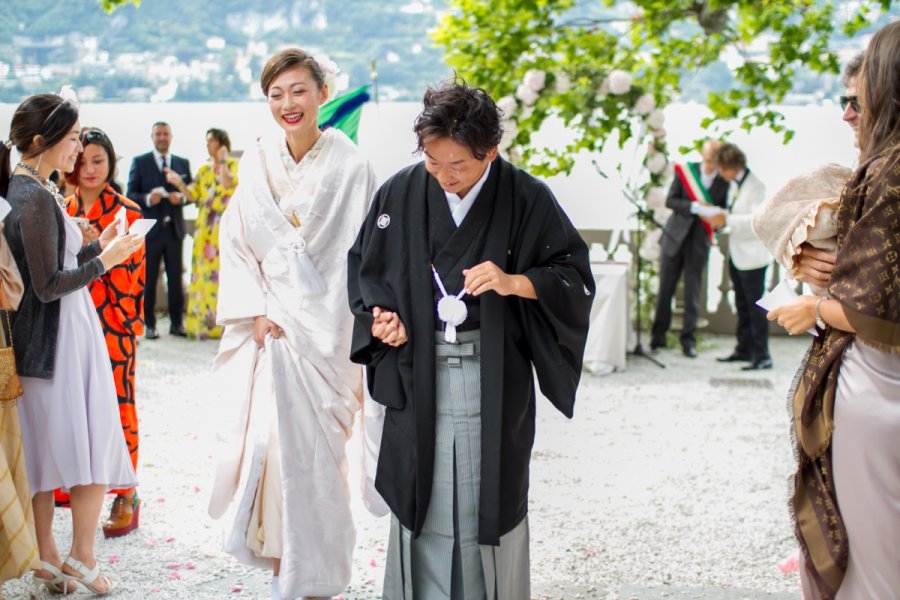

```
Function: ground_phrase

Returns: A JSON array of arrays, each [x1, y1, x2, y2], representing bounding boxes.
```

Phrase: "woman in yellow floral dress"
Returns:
[[170, 128, 238, 339]]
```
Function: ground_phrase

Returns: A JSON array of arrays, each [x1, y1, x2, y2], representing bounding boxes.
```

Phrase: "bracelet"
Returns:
[[815, 296, 827, 330]]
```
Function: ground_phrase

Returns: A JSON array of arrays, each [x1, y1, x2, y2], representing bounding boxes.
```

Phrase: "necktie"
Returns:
[[160, 156, 166, 172]]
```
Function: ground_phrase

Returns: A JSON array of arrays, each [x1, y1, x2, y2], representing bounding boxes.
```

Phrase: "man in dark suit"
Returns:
[[650, 140, 729, 357], [126, 121, 192, 339]]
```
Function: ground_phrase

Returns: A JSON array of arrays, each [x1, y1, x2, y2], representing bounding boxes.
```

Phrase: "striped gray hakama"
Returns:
[[382, 330, 530, 600]]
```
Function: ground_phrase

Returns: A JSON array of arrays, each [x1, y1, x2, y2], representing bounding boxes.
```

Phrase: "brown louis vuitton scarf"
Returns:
[[791, 154, 900, 598]]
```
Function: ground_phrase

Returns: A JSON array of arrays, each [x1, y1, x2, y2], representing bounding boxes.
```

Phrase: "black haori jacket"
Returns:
[[347, 157, 594, 545]]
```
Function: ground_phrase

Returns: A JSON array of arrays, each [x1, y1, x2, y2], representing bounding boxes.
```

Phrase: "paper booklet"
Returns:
[[128, 219, 157, 238], [756, 279, 818, 336]]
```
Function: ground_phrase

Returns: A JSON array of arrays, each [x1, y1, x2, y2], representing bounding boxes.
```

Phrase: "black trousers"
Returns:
[[728, 259, 769, 360], [652, 237, 710, 345], [143, 223, 184, 329]]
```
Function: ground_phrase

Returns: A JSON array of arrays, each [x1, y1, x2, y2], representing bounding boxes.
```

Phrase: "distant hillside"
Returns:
[[0, 0, 451, 102], [0, 0, 891, 104]]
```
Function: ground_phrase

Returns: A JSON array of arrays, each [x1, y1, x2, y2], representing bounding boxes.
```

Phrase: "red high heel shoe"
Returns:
[[101, 493, 141, 538]]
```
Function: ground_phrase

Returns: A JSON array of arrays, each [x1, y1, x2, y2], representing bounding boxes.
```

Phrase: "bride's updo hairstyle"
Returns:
[[259, 48, 326, 96]]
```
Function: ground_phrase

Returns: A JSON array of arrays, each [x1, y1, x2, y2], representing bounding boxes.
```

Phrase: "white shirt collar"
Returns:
[[153, 149, 168, 169], [700, 168, 717, 189], [444, 162, 491, 226]]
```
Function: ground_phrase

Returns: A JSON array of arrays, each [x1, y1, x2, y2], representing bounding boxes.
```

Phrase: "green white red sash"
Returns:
[[674, 162, 714, 242]]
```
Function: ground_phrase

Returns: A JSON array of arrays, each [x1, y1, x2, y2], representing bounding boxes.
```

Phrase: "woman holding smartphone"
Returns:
[[64, 127, 147, 539], [1, 93, 142, 595]]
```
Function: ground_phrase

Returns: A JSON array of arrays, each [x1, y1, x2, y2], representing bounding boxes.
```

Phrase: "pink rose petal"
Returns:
[[108, 555, 121, 564], [185, 563, 196, 570], [165, 536, 176, 543], [230, 584, 242, 593], [147, 538, 159, 547], [166, 562, 181, 570], [156, 497, 166, 503], [364, 578, 376, 585], [376, 546, 385, 553], [369, 559, 378, 567], [778, 552, 800, 575], [584, 547, 597, 557], [149, 586, 161, 593], [169, 571, 182, 580], [194, 485, 202, 493]]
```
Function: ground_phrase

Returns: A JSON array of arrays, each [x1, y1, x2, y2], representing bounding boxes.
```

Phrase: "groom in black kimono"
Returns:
[[348, 80, 593, 598]]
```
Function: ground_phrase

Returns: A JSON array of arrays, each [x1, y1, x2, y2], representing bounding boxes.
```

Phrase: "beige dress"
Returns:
[[0, 232, 38, 585]]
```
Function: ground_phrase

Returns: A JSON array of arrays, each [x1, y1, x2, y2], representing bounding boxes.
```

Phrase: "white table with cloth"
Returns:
[[583, 261, 629, 375]]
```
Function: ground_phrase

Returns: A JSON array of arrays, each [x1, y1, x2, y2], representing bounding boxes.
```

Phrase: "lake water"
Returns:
[[0, 100, 857, 230]]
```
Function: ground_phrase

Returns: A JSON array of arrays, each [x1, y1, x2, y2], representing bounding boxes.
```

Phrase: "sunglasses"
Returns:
[[79, 128, 109, 144], [839, 95, 861, 113]]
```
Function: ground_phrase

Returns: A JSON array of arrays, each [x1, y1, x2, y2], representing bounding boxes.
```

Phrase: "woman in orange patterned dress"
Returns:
[[63, 128, 146, 538]]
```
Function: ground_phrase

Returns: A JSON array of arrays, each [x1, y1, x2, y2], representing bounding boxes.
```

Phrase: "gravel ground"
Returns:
[[3, 326, 808, 600]]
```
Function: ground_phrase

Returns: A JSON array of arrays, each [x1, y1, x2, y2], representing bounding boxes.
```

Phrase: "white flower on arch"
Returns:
[[523, 69, 546, 92], [608, 70, 632, 95], [646, 109, 666, 130], [497, 95, 518, 118], [515, 83, 540, 106], [634, 93, 655, 115]]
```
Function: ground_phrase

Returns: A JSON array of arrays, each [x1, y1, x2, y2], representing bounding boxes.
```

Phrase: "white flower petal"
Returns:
[[608, 70, 632, 95]]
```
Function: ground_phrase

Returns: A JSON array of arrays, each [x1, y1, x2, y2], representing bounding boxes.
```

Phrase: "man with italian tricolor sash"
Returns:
[[650, 139, 729, 357]]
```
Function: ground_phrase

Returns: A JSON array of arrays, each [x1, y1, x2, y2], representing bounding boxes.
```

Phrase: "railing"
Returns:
[[152, 224, 784, 336], [578, 228, 786, 336]]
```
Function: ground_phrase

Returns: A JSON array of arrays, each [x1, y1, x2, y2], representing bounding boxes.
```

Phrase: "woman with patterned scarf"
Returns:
[[767, 21, 900, 600]]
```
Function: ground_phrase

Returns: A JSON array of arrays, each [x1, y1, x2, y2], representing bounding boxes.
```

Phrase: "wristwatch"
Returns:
[[815, 296, 827, 329]]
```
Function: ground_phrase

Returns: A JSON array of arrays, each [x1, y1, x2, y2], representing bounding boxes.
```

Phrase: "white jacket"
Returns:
[[726, 170, 772, 270]]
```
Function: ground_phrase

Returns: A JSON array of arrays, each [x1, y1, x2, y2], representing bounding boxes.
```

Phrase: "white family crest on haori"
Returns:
[[377, 213, 391, 229], [208, 129, 379, 598]]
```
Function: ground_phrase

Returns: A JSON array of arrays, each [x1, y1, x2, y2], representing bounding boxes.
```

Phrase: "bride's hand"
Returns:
[[371, 307, 408, 347], [253, 316, 284, 346]]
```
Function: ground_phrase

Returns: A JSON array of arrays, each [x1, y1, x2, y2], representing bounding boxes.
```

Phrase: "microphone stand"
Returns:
[[622, 194, 667, 369], [591, 158, 668, 368]]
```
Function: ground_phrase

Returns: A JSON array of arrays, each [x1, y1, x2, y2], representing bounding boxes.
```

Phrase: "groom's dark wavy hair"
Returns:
[[413, 77, 502, 160]]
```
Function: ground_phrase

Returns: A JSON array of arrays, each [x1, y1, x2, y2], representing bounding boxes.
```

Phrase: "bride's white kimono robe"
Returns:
[[208, 129, 377, 598]]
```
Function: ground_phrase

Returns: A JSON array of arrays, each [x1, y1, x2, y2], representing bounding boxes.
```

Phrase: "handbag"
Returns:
[[0, 310, 23, 403]]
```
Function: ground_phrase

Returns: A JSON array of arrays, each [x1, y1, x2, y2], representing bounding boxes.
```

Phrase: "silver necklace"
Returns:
[[17, 162, 66, 209]]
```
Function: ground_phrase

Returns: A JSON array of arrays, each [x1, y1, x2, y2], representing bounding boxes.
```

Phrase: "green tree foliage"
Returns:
[[100, 0, 139, 10], [433, 0, 892, 327], [433, 0, 894, 178]]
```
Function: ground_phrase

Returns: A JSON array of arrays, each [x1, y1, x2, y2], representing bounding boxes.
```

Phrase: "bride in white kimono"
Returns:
[[207, 49, 377, 600]]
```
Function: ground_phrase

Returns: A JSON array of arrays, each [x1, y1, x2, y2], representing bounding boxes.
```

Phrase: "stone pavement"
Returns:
[[3, 326, 808, 599]]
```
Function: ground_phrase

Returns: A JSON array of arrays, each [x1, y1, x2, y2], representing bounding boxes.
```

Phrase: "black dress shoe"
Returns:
[[717, 352, 751, 363], [742, 357, 773, 371], [145, 327, 159, 340], [169, 324, 187, 337], [649, 338, 667, 351], [682, 342, 698, 358]]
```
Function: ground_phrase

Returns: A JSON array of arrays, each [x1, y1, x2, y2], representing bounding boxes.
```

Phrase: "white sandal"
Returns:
[[62, 556, 116, 596], [32, 560, 73, 596]]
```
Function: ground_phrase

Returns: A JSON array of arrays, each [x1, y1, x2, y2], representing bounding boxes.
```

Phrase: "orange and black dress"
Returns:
[[63, 184, 146, 499]]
